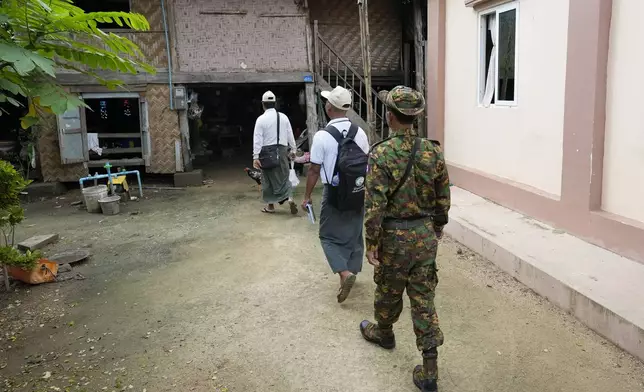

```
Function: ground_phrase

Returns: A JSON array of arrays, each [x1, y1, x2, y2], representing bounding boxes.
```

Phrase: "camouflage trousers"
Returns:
[[373, 225, 444, 351]]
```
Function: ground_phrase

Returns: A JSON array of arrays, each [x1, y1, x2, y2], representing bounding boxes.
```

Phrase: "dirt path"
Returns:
[[1, 170, 643, 392]]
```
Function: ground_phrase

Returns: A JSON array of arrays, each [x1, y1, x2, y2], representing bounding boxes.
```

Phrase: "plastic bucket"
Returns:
[[99, 195, 121, 216], [82, 186, 108, 213]]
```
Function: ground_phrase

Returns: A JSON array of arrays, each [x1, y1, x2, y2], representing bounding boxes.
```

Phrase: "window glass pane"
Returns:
[[497, 9, 516, 102], [485, 14, 496, 104]]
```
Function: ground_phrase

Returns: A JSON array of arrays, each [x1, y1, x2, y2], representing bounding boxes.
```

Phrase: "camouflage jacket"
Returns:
[[364, 128, 451, 252]]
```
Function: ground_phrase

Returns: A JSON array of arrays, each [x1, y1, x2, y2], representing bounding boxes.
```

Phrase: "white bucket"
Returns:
[[99, 195, 121, 216], [82, 186, 108, 213]]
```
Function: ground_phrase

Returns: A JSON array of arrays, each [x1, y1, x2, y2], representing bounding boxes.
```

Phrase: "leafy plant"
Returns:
[[0, 160, 37, 290], [0, 0, 156, 128]]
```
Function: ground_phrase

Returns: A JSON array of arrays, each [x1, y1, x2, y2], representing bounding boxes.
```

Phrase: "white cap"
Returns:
[[321, 86, 352, 111], [262, 91, 276, 102]]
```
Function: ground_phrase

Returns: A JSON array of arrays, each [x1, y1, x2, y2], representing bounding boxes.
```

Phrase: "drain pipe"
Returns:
[[160, 0, 174, 110]]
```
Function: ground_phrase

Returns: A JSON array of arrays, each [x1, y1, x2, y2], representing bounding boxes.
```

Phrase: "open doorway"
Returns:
[[188, 84, 307, 171]]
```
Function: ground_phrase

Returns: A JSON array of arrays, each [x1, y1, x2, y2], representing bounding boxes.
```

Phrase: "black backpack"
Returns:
[[324, 124, 368, 212]]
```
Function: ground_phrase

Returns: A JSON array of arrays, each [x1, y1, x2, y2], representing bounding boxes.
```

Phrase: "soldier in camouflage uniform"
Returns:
[[359, 86, 450, 392]]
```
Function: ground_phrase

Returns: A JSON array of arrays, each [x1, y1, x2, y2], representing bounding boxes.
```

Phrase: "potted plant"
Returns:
[[0, 160, 52, 290]]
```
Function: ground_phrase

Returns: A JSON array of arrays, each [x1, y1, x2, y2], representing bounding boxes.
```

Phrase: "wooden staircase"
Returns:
[[314, 31, 389, 141]]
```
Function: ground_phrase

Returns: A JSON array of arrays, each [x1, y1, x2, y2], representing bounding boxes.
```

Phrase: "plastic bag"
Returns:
[[289, 162, 300, 188], [289, 168, 300, 188]]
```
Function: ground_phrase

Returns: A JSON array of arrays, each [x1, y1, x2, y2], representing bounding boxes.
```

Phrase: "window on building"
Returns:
[[479, 2, 518, 107], [73, 0, 131, 29]]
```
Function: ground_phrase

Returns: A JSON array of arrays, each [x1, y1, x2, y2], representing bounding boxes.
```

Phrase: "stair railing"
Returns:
[[314, 25, 388, 141]]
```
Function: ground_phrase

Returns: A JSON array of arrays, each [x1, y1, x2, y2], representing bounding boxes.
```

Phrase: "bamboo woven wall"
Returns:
[[129, 0, 168, 68], [37, 113, 89, 183], [309, 0, 402, 72], [117, 31, 168, 69], [146, 85, 181, 174], [132, 0, 164, 31]]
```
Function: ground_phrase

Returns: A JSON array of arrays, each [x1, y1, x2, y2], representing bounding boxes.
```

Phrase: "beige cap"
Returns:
[[262, 91, 276, 102], [321, 86, 352, 111]]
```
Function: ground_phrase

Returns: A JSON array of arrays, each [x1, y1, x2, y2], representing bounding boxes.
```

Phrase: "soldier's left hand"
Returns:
[[366, 250, 380, 267]]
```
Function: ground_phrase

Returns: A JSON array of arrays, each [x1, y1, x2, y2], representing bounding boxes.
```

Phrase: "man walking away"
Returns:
[[301, 86, 370, 303], [359, 86, 450, 391], [253, 91, 298, 214]]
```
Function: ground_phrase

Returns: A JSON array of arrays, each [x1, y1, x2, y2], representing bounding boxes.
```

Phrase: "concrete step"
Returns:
[[445, 187, 644, 363]]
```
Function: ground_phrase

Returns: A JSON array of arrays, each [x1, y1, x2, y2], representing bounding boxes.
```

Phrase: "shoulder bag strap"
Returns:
[[275, 110, 281, 146], [390, 137, 421, 198]]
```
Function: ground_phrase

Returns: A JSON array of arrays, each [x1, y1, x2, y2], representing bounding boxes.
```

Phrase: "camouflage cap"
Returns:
[[378, 86, 425, 117]]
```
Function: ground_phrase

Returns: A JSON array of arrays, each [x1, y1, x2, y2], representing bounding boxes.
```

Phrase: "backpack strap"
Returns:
[[324, 125, 343, 144], [390, 137, 421, 198], [320, 125, 341, 184], [324, 123, 359, 143], [345, 123, 359, 141]]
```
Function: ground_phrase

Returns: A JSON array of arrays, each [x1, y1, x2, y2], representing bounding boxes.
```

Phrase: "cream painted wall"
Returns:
[[602, 0, 644, 224], [444, 0, 569, 196]]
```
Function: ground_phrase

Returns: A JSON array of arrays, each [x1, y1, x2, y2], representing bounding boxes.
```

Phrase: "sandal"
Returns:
[[261, 207, 276, 214], [337, 274, 356, 303], [289, 201, 298, 215]]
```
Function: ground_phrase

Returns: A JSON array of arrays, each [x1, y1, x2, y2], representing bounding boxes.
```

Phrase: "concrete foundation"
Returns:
[[25, 182, 67, 201], [445, 187, 644, 363], [173, 169, 203, 187]]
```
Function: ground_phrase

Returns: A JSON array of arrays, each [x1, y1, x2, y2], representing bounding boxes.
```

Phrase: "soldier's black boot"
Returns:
[[412, 348, 438, 392], [359, 320, 396, 349]]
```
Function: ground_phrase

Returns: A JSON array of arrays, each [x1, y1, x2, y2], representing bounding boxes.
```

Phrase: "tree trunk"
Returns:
[[3, 265, 9, 292]]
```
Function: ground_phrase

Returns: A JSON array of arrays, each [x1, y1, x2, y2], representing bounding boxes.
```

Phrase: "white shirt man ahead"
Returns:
[[252, 91, 296, 160], [252, 90, 298, 215]]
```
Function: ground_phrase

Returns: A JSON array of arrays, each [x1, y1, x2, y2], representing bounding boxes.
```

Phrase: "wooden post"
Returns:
[[313, 20, 320, 77], [413, 0, 426, 137], [358, 0, 376, 142], [306, 15, 319, 149], [305, 83, 318, 149], [178, 109, 193, 172], [304, 3, 314, 75]]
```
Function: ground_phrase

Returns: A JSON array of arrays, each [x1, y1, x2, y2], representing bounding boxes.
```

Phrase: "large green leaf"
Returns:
[[0, 0, 155, 125], [0, 42, 56, 76], [0, 43, 37, 75]]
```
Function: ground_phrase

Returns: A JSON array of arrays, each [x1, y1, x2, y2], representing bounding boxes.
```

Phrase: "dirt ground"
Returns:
[[1, 167, 643, 392]]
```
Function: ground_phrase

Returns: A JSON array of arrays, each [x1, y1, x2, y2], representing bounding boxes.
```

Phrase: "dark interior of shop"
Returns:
[[189, 84, 307, 167]]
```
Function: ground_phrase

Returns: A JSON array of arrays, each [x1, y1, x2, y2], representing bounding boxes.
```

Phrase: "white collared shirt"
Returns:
[[252, 109, 296, 159], [310, 118, 370, 184]]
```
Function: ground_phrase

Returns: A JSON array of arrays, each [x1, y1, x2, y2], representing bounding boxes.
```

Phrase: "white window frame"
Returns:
[[477, 1, 519, 108]]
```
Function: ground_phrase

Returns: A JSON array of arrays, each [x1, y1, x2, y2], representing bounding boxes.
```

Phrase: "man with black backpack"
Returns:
[[358, 86, 450, 392], [301, 86, 370, 303]]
